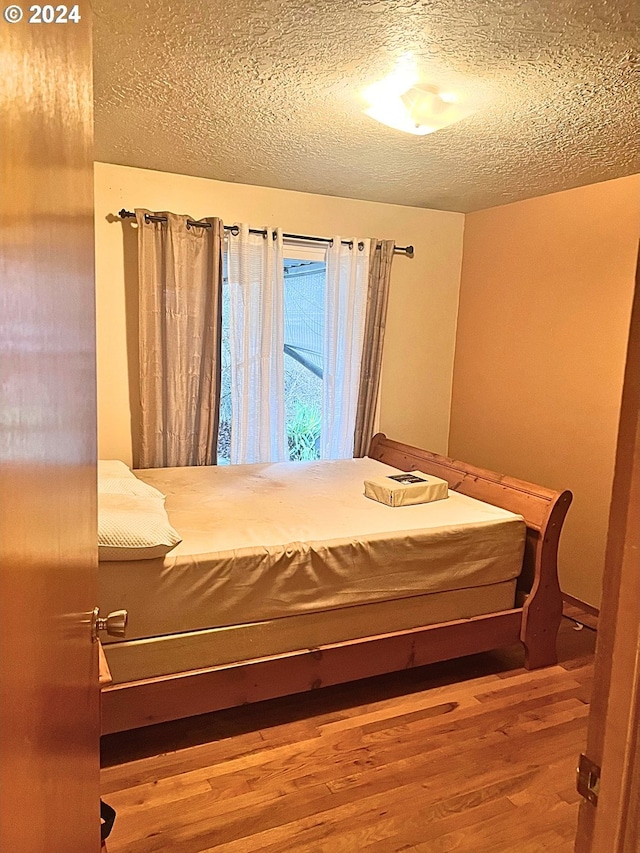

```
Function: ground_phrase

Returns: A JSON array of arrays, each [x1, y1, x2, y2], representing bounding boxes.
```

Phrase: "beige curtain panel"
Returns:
[[136, 209, 223, 468], [353, 239, 395, 458]]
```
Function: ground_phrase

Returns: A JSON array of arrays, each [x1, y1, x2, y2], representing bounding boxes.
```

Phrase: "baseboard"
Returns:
[[562, 593, 599, 631], [562, 593, 600, 618]]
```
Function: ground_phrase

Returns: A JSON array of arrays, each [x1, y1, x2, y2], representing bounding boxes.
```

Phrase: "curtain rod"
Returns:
[[117, 210, 414, 257]]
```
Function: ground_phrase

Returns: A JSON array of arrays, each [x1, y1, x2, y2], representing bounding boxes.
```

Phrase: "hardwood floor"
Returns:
[[101, 614, 596, 852]]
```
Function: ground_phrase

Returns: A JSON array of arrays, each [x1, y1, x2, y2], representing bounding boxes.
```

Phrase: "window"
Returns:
[[217, 245, 327, 464], [217, 253, 232, 464], [283, 252, 325, 461]]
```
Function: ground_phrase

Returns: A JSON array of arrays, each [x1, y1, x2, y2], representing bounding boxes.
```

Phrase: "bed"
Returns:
[[99, 434, 572, 734]]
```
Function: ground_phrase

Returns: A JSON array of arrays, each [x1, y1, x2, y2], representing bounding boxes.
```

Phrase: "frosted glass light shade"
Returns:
[[364, 80, 475, 136]]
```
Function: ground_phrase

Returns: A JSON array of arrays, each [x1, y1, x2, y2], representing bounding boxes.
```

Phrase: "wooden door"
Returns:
[[575, 246, 640, 852], [0, 7, 99, 852]]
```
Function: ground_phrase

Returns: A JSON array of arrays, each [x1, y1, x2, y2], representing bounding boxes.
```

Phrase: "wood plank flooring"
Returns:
[[101, 615, 596, 852]]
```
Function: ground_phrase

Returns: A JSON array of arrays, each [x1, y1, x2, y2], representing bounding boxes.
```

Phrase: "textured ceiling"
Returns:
[[93, 0, 640, 212]]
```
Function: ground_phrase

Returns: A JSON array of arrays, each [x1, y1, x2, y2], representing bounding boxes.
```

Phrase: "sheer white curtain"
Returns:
[[321, 237, 371, 459], [226, 225, 288, 463]]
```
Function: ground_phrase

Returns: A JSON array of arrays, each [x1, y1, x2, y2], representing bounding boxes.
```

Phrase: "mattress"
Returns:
[[100, 457, 525, 653], [104, 580, 518, 683]]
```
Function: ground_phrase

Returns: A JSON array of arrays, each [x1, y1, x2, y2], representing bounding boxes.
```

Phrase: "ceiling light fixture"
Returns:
[[363, 55, 475, 136]]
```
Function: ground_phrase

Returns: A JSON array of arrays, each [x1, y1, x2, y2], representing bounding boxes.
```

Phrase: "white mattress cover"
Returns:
[[100, 458, 525, 643], [104, 580, 517, 683]]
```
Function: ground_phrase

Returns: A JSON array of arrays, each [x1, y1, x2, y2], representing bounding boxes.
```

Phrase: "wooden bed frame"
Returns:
[[101, 434, 572, 734]]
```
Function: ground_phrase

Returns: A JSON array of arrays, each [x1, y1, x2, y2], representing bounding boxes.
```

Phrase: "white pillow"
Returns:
[[98, 492, 182, 562], [98, 459, 166, 499], [98, 460, 138, 480], [98, 476, 166, 500]]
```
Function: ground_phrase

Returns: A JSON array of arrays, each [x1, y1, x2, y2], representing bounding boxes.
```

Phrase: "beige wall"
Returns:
[[449, 175, 640, 608], [95, 162, 464, 465]]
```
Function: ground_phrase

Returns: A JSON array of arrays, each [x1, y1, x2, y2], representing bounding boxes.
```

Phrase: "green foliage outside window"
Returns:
[[286, 400, 321, 461]]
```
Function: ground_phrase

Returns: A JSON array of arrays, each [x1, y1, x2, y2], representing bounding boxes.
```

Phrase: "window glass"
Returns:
[[217, 248, 327, 464], [283, 258, 325, 461]]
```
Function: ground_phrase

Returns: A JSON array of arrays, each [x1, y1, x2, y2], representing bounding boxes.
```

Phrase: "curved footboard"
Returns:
[[368, 433, 573, 668]]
